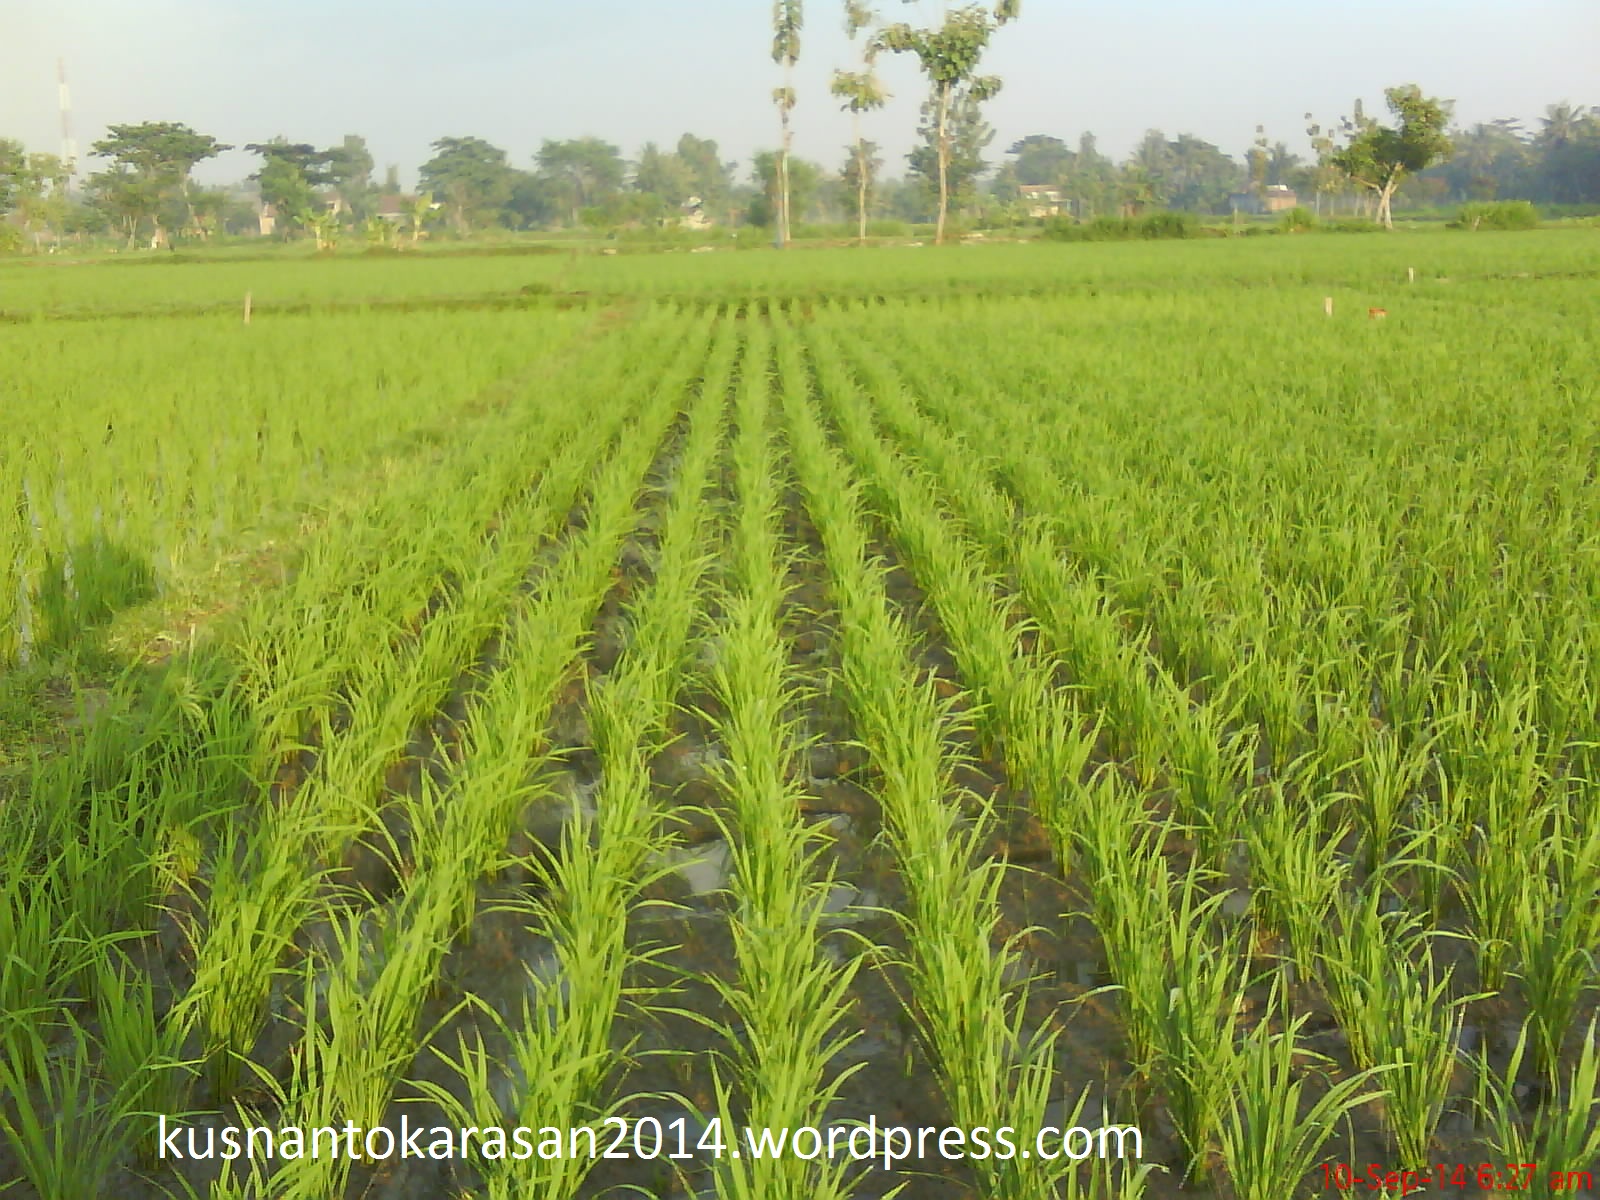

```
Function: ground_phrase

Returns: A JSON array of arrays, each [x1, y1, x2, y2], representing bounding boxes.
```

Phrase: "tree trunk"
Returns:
[[777, 139, 790, 247], [854, 111, 867, 246], [778, 60, 794, 249], [1378, 176, 1399, 230], [183, 181, 202, 242], [935, 82, 952, 246]]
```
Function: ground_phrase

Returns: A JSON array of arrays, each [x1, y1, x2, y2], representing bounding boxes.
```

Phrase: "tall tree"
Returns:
[[14, 153, 70, 249], [1129, 128, 1174, 206], [420, 136, 516, 233], [246, 140, 334, 236], [327, 134, 376, 217], [1007, 134, 1072, 185], [1065, 132, 1116, 219], [0, 139, 25, 214], [772, 0, 804, 247], [908, 88, 994, 219], [85, 165, 165, 247], [1246, 124, 1269, 205], [831, 1, 888, 244], [1165, 133, 1239, 212], [676, 133, 735, 221], [633, 143, 694, 207], [839, 139, 884, 234], [91, 121, 230, 244], [876, 0, 1020, 244], [1329, 85, 1453, 229], [751, 151, 822, 228], [1302, 114, 1343, 216], [535, 137, 626, 226]]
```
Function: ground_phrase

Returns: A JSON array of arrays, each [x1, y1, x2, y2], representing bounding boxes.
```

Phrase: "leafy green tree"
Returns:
[[420, 136, 516, 234], [839, 139, 884, 234], [1164, 133, 1240, 212], [876, 0, 1020, 244], [14, 153, 71, 249], [832, 3, 888, 244], [246, 140, 342, 237], [1062, 131, 1116, 219], [1533, 103, 1599, 204], [633, 142, 696, 220], [1007, 134, 1072, 186], [326, 134, 376, 217], [91, 121, 230, 243], [1246, 125, 1269, 205], [535, 137, 626, 226], [0, 139, 26, 213], [908, 88, 994, 222], [1427, 120, 1530, 202], [1116, 164, 1157, 217], [1267, 141, 1301, 186], [750, 151, 822, 228], [505, 170, 562, 229], [676, 134, 736, 222], [772, 0, 804, 247], [1329, 85, 1453, 229], [85, 165, 167, 247]]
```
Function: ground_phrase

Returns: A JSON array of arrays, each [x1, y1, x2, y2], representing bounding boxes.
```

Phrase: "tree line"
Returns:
[[0, 0, 1594, 252]]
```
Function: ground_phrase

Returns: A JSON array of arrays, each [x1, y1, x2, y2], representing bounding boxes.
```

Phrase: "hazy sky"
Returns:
[[3, 0, 1595, 188]]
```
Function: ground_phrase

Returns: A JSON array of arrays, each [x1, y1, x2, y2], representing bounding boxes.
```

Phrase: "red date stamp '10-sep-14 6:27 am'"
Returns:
[[1318, 1162, 1595, 1195]]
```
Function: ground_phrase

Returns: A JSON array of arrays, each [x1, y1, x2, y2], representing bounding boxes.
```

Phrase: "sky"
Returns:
[[2, 0, 1595, 189]]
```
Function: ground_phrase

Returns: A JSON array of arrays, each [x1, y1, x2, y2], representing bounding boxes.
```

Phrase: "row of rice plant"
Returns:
[[696, 320, 862, 1200], [249, 312, 718, 1200], [0, 306, 698, 1196], [424, 315, 738, 1200], [812, 298, 1600, 1186], [183, 310, 703, 1121], [0, 307, 585, 669], [776, 319, 1073, 1200], [803, 316, 1366, 1195]]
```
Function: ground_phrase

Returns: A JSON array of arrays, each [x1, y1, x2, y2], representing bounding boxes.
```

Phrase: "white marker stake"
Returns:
[[244, 292, 253, 325], [1324, 296, 1334, 317], [1408, 267, 1416, 284]]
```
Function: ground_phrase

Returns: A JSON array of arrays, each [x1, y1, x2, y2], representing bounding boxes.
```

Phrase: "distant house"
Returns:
[[1229, 184, 1299, 215], [376, 193, 408, 225], [681, 195, 712, 230], [1019, 183, 1069, 218], [257, 200, 277, 238]]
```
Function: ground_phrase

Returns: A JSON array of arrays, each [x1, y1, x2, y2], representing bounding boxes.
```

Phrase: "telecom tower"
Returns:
[[58, 58, 78, 191]]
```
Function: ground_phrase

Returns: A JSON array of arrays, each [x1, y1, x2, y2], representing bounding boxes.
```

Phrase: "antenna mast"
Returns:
[[58, 57, 78, 190]]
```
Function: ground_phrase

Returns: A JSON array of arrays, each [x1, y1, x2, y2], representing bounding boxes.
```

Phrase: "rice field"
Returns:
[[2, 232, 1599, 1199]]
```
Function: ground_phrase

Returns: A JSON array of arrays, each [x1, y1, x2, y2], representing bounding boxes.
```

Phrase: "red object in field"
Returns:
[[1368, 307, 1388, 319]]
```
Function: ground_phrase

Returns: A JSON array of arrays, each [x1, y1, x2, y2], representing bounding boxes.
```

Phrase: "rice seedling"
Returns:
[[1215, 988, 1390, 1200], [1476, 1018, 1600, 1197], [1510, 795, 1600, 1089], [5, 235, 1599, 1198], [0, 1013, 134, 1198]]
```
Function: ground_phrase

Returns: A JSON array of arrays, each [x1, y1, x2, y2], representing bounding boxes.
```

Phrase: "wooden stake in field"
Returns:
[[243, 292, 253, 325], [1408, 267, 1416, 284], [1324, 297, 1334, 317]]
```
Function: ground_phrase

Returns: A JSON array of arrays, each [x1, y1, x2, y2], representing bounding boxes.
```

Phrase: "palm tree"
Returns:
[[1539, 102, 1588, 148]]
